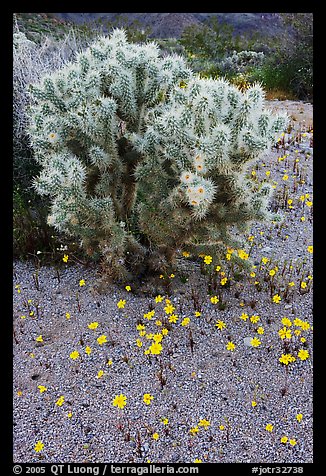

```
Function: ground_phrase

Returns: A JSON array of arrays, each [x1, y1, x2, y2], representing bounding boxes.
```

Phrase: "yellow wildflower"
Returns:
[[250, 337, 261, 347], [143, 393, 154, 405], [97, 335, 108, 345], [198, 419, 210, 429], [250, 315, 260, 323], [168, 314, 179, 323], [164, 304, 175, 315], [279, 354, 296, 365], [296, 413, 303, 422], [117, 299, 126, 309], [272, 294, 281, 303], [216, 320, 226, 330], [203, 255, 213, 264], [34, 441, 44, 452], [149, 342, 162, 355], [238, 249, 249, 260], [278, 327, 292, 340], [226, 341, 236, 351], [88, 321, 99, 330], [240, 313, 249, 321], [55, 395, 65, 407], [153, 333, 163, 343], [69, 350, 80, 360], [112, 394, 127, 409], [281, 317, 292, 327], [189, 426, 199, 436], [297, 349, 309, 361], [37, 385, 47, 393]]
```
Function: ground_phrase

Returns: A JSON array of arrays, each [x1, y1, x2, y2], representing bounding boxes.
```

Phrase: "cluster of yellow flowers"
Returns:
[[20, 158, 313, 456]]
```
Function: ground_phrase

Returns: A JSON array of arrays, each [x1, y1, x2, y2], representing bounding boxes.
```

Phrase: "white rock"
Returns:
[[243, 337, 253, 347]]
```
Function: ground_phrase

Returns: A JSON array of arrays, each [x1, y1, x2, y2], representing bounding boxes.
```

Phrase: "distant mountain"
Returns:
[[198, 13, 282, 36], [50, 12, 284, 39]]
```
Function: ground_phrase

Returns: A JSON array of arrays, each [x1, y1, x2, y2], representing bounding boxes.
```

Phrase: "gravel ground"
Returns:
[[13, 101, 313, 464]]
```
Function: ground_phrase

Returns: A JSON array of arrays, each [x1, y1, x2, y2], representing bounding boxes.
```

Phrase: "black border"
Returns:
[[6, 4, 321, 474]]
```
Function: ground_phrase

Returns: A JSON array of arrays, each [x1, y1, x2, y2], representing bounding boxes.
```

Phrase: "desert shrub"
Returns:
[[249, 62, 295, 96], [155, 38, 186, 57], [27, 29, 288, 282], [179, 17, 243, 61], [13, 26, 98, 256], [250, 58, 313, 101], [179, 14, 313, 101], [179, 17, 261, 75], [250, 14, 313, 100], [219, 50, 265, 77], [196, 50, 265, 87]]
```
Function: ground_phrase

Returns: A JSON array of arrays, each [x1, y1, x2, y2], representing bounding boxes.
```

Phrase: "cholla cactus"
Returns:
[[27, 29, 287, 280], [219, 50, 265, 76], [131, 77, 288, 264]]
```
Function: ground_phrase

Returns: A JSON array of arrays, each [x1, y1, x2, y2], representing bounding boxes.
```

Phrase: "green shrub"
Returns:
[[179, 14, 313, 101], [179, 17, 245, 61], [250, 14, 313, 100]]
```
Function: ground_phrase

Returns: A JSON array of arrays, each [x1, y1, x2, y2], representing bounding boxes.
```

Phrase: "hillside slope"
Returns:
[[49, 12, 283, 38]]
